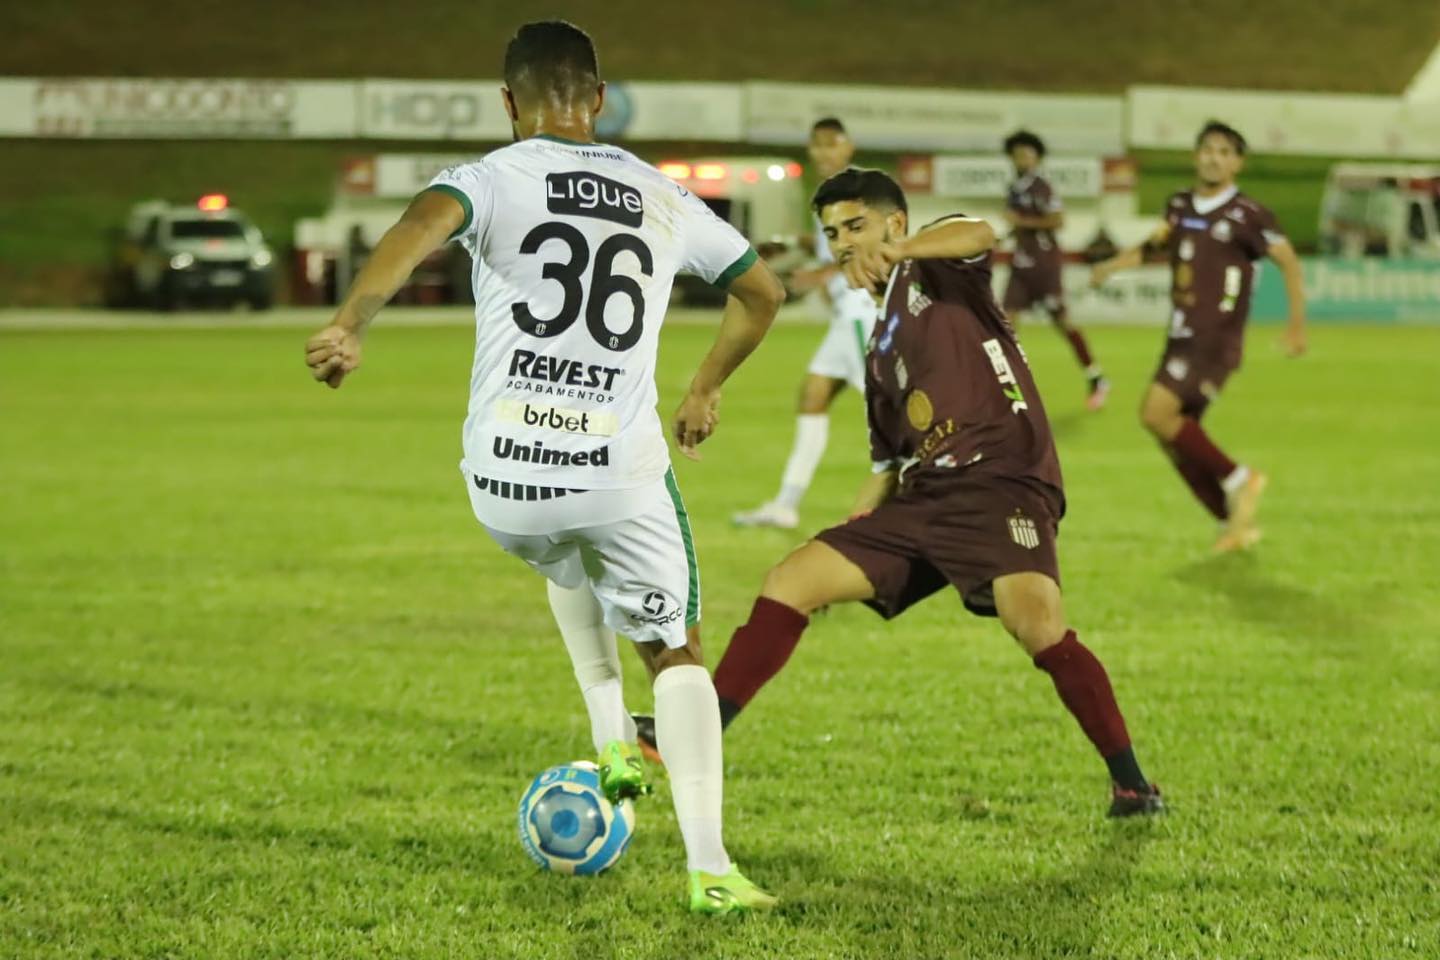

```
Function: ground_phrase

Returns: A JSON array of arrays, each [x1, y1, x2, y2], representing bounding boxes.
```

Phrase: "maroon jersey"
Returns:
[[866, 221, 1064, 499], [1162, 188, 1284, 368], [1006, 173, 1063, 273]]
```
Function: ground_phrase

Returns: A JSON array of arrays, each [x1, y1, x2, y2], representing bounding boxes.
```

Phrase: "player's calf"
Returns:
[[1139, 388, 1184, 442], [993, 573, 1158, 812], [710, 540, 874, 728]]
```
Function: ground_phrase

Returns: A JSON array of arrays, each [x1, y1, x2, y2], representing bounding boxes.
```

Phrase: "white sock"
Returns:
[[1221, 464, 1251, 497], [654, 664, 731, 875], [775, 414, 829, 510], [547, 579, 635, 752]]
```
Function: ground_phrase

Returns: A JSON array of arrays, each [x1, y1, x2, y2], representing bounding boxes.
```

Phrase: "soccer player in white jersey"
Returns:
[[732, 117, 879, 530], [303, 21, 784, 914]]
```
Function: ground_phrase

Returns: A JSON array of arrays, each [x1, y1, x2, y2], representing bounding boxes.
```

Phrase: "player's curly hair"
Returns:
[[812, 167, 908, 216], [1197, 120, 1247, 155], [1003, 129, 1046, 157]]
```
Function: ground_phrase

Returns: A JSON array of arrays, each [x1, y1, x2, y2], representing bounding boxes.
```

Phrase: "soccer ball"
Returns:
[[517, 761, 635, 875]]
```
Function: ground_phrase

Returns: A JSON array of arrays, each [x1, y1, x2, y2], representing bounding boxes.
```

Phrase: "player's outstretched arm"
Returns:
[[304, 191, 463, 389], [672, 259, 786, 459], [901, 216, 996, 261], [1004, 210, 1065, 231], [1267, 238, 1308, 358], [1090, 221, 1170, 288], [844, 216, 996, 289]]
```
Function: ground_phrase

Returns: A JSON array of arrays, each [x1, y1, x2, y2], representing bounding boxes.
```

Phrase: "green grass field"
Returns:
[[3, 315, 1439, 959]]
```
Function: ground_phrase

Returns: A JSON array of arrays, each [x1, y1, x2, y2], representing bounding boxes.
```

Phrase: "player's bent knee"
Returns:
[[993, 572, 1067, 655], [1139, 404, 1175, 439], [796, 374, 844, 415], [643, 640, 702, 676], [759, 540, 874, 615], [759, 558, 810, 611]]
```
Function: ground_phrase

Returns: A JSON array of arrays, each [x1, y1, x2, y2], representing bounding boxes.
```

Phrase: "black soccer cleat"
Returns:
[[1108, 782, 1165, 818], [631, 713, 663, 767]]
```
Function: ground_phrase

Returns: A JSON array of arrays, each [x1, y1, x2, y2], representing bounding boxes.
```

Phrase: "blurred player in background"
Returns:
[[303, 20, 783, 913], [707, 168, 1163, 818], [1002, 130, 1109, 409], [733, 118, 879, 530], [1091, 120, 1307, 552]]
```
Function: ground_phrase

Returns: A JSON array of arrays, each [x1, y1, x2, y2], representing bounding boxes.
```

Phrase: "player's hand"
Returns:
[[672, 387, 721, 461], [1279, 325, 1307, 358], [305, 324, 363, 389], [842, 242, 903, 291], [1002, 209, 1020, 226]]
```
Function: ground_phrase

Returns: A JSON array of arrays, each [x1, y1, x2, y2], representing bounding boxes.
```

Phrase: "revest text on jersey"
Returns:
[[507, 348, 624, 394]]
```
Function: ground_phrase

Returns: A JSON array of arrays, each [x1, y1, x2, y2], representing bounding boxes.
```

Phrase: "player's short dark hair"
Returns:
[[812, 167, 908, 217], [1003, 129, 1046, 157], [811, 117, 847, 136], [1196, 120, 1247, 155], [503, 20, 599, 104]]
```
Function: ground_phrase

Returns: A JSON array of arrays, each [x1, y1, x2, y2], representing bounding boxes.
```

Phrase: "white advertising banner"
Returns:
[[927, 156, 1103, 198], [0, 77, 354, 138], [598, 82, 745, 141], [744, 82, 1125, 153], [2, 76, 1434, 158], [357, 80, 511, 141], [1128, 85, 1440, 158], [355, 80, 745, 142]]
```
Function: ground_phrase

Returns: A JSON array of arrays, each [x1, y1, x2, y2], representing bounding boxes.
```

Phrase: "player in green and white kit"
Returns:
[[304, 21, 784, 914]]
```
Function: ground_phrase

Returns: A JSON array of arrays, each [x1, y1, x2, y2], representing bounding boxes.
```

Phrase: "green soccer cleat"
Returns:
[[688, 865, 778, 915], [597, 740, 652, 804]]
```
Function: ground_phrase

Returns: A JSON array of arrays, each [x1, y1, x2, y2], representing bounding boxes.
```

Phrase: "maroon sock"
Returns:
[[1164, 443, 1229, 520], [1058, 317, 1095, 368], [1171, 418, 1237, 480], [1033, 631, 1131, 759], [712, 597, 809, 727]]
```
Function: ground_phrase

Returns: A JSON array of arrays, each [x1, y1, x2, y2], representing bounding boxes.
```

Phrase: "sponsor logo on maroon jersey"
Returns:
[[906, 390, 934, 430], [982, 339, 1029, 413]]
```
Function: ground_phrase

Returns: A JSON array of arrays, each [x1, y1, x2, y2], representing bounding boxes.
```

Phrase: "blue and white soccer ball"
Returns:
[[517, 761, 635, 875]]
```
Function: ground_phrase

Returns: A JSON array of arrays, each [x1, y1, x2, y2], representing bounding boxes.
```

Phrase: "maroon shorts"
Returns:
[[1152, 346, 1237, 418], [1003, 264, 1065, 314], [815, 473, 1063, 620]]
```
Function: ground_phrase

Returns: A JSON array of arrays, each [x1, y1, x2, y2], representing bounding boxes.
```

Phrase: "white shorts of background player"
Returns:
[[806, 285, 877, 392]]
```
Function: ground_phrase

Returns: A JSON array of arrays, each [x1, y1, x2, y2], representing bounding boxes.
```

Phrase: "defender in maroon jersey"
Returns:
[[706, 168, 1162, 818], [1092, 121, 1307, 553], [1002, 130, 1109, 410]]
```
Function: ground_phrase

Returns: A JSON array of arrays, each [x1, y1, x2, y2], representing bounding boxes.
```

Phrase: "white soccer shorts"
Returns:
[[464, 468, 700, 648], [806, 287, 876, 391]]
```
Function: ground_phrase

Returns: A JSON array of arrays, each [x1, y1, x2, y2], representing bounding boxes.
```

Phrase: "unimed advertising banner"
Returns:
[[1251, 259, 1440, 323], [0, 78, 355, 138]]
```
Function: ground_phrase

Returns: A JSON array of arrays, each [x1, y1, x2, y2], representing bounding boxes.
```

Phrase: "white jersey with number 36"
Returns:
[[427, 135, 756, 491]]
